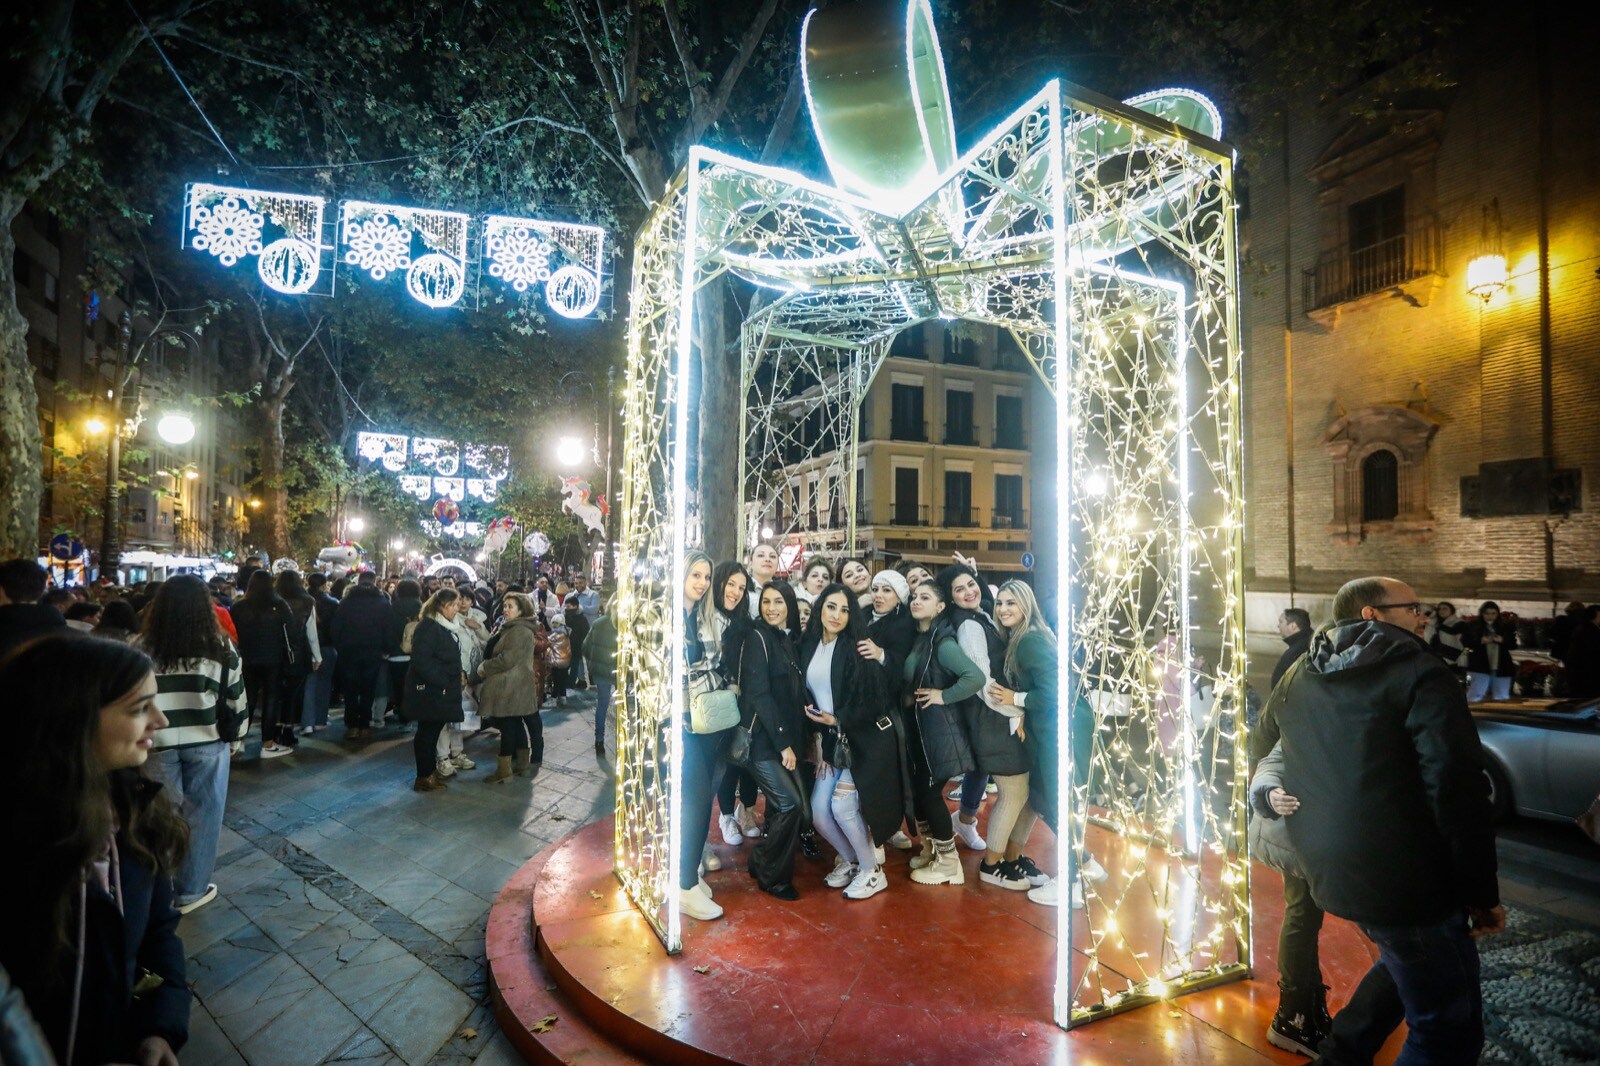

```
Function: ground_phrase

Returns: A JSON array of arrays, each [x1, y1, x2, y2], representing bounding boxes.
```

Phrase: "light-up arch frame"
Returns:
[[615, 78, 1248, 1027]]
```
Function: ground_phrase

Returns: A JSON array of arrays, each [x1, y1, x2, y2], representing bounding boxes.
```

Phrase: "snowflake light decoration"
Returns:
[[190, 195, 264, 267], [484, 224, 555, 291], [342, 211, 413, 280]]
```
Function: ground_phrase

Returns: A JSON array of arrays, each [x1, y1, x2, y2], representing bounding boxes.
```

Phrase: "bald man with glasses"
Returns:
[[1257, 575, 1502, 1063]]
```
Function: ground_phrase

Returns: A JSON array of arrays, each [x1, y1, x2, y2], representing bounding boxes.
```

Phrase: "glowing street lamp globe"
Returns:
[[157, 413, 196, 445], [85, 417, 108, 436], [555, 436, 586, 468], [347, 516, 366, 533]]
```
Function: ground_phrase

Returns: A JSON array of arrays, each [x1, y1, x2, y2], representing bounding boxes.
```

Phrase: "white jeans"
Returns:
[[436, 727, 465, 761], [1466, 672, 1512, 702]]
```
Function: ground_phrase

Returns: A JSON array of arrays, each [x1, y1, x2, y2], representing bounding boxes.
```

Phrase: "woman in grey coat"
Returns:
[[474, 592, 547, 782]]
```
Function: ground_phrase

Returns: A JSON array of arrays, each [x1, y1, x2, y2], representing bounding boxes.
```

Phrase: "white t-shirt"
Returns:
[[807, 637, 839, 714]]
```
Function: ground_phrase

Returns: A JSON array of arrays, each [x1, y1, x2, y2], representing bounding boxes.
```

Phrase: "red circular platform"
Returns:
[[488, 816, 1395, 1065]]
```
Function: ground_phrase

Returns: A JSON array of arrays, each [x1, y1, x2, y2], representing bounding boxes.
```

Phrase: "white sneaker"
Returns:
[[886, 830, 914, 850], [698, 876, 713, 899], [1027, 878, 1059, 906], [260, 742, 293, 759], [451, 753, 476, 771], [702, 845, 723, 872], [435, 759, 457, 778], [825, 857, 858, 888], [952, 817, 986, 851], [873, 844, 886, 867], [844, 866, 887, 900], [719, 813, 743, 847], [1082, 856, 1109, 883], [738, 804, 762, 839], [679, 884, 723, 921], [1071, 882, 1084, 909], [176, 883, 218, 915]]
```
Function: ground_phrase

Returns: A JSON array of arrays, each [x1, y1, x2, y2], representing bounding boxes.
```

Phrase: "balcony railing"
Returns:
[[941, 505, 979, 528], [943, 423, 980, 446], [991, 509, 1028, 530], [891, 502, 928, 526], [993, 428, 1026, 450], [1303, 220, 1442, 310]]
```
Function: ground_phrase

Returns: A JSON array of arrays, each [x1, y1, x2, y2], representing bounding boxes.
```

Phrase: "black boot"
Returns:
[[1268, 981, 1322, 1058], [799, 827, 821, 860]]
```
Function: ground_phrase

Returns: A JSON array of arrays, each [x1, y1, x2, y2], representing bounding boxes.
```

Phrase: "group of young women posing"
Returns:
[[675, 547, 1082, 921]]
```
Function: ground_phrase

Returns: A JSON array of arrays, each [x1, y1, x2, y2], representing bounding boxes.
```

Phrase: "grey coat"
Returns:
[[1248, 740, 1303, 880], [475, 618, 543, 718]]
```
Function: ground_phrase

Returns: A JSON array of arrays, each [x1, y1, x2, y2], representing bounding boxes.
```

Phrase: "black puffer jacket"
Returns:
[[904, 622, 978, 784], [330, 585, 393, 657], [229, 594, 294, 667], [1268, 619, 1499, 926], [404, 617, 463, 723], [1461, 616, 1518, 677], [950, 609, 1029, 777]]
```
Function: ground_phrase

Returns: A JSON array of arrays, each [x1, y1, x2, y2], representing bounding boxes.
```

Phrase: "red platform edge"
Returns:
[[488, 817, 1400, 1066]]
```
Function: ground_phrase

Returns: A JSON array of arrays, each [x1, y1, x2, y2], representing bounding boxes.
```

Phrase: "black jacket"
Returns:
[[404, 617, 464, 722], [3, 782, 190, 1064], [731, 620, 806, 762], [310, 590, 339, 645], [904, 623, 980, 783], [0, 604, 68, 660], [1270, 627, 1312, 691], [330, 586, 393, 658], [1266, 620, 1499, 926], [1565, 622, 1600, 698], [868, 606, 917, 702], [387, 595, 423, 657], [229, 595, 295, 668], [1461, 617, 1518, 677], [801, 632, 911, 841]]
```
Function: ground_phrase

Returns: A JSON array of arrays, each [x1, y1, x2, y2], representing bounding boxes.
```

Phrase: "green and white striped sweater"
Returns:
[[146, 647, 250, 749]]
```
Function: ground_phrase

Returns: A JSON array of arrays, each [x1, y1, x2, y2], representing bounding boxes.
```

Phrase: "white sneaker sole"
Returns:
[[1266, 1027, 1319, 1057], [979, 870, 1031, 891]]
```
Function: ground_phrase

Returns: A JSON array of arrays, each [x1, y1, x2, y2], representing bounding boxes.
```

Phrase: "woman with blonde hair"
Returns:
[[986, 579, 1106, 906], [679, 550, 729, 920]]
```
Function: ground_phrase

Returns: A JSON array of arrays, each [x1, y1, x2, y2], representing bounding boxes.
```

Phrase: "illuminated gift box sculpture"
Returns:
[[614, 0, 1248, 1027]]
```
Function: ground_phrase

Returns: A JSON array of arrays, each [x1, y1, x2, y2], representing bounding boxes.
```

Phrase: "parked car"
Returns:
[[1471, 697, 1600, 827]]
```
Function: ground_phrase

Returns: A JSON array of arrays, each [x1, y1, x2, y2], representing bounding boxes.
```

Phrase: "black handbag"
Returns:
[[831, 726, 853, 770], [726, 632, 761, 765]]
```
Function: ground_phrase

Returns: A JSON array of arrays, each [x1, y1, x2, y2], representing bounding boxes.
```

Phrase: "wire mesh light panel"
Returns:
[[615, 79, 1247, 1028]]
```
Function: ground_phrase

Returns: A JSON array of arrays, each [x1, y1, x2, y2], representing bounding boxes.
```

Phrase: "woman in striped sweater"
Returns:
[[137, 574, 248, 915]]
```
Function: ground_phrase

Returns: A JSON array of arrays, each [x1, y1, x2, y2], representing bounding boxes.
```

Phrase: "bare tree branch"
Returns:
[[677, 0, 781, 154], [659, 0, 706, 96]]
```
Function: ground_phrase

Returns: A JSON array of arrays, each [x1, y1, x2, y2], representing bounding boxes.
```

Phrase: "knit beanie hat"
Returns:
[[870, 568, 911, 608]]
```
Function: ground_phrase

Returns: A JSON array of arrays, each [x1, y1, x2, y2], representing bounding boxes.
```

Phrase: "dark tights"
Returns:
[[498, 714, 543, 761], [717, 766, 758, 814], [414, 721, 445, 778]]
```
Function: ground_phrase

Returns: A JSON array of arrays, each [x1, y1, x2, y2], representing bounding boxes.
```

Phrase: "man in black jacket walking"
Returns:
[[1271, 607, 1313, 691], [330, 573, 393, 736], [1275, 576, 1502, 1064]]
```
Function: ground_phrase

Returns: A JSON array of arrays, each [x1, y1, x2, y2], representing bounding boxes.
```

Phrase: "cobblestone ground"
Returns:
[[179, 690, 612, 1066]]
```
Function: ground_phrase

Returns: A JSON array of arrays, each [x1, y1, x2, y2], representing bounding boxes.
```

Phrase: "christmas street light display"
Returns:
[[182, 186, 607, 318], [613, 0, 1248, 1029]]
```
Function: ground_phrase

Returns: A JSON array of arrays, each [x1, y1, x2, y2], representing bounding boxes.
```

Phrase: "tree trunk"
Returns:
[[257, 393, 292, 560], [0, 213, 44, 557], [697, 281, 741, 561]]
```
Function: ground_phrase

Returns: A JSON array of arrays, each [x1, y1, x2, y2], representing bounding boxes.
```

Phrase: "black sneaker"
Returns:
[[978, 859, 1030, 891], [1010, 854, 1051, 887], [1267, 1009, 1323, 1058]]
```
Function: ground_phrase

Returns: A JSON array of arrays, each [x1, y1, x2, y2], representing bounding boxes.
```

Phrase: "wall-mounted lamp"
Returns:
[[1466, 199, 1507, 303]]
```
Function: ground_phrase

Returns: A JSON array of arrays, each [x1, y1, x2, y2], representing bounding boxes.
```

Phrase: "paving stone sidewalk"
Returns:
[[179, 692, 612, 1066]]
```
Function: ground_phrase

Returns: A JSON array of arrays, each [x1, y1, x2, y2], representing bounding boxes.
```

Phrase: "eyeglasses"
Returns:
[[1373, 602, 1424, 615]]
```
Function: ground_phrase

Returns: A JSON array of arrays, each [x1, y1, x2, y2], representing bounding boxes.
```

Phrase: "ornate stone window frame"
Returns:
[[1323, 404, 1439, 544]]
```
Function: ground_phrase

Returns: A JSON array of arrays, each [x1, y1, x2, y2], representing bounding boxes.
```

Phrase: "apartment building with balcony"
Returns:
[[15, 208, 251, 574], [767, 321, 1050, 576]]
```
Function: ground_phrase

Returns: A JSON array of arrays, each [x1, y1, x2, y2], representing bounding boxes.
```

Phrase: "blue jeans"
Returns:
[[1466, 672, 1511, 702], [1322, 912, 1482, 1065], [594, 675, 614, 746], [151, 742, 231, 905], [679, 728, 725, 889], [959, 769, 987, 814], [303, 647, 338, 727]]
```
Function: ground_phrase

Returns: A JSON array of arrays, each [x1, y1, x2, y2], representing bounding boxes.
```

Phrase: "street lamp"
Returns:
[[555, 435, 586, 468], [248, 499, 263, 510], [156, 413, 196, 445], [183, 469, 199, 480], [390, 538, 405, 550], [85, 416, 108, 436], [347, 516, 366, 534]]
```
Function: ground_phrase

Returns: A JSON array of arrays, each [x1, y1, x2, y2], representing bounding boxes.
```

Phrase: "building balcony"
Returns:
[[991, 509, 1028, 531], [943, 424, 980, 447], [1303, 219, 1444, 321], [941, 505, 980, 528], [889, 419, 928, 442]]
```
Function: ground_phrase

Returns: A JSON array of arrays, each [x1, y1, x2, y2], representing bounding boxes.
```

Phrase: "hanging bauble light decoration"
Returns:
[[545, 265, 601, 318], [257, 237, 320, 295], [406, 253, 466, 308]]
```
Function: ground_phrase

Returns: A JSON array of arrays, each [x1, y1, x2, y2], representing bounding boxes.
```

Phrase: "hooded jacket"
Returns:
[[1263, 619, 1498, 926]]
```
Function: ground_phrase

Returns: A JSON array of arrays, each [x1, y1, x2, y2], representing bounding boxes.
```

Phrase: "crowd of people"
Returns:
[[2, 539, 1590, 1064]]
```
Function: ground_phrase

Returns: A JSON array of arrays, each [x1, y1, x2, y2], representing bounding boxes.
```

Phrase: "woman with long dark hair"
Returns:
[[139, 575, 248, 915], [902, 580, 984, 886], [273, 569, 323, 739], [405, 588, 466, 792], [729, 580, 810, 898], [92, 598, 141, 642], [711, 562, 761, 848], [800, 583, 908, 900], [386, 578, 425, 724], [0, 636, 190, 1065], [838, 558, 873, 609], [229, 569, 299, 757]]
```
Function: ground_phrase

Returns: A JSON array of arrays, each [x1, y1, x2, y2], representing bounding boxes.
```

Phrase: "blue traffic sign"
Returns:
[[1021, 551, 1035, 570]]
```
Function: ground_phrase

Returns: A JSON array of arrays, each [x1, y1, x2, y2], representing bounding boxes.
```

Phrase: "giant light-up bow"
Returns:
[[613, 0, 1249, 1033]]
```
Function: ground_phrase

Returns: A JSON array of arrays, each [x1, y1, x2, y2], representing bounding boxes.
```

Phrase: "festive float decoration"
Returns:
[[559, 476, 607, 537]]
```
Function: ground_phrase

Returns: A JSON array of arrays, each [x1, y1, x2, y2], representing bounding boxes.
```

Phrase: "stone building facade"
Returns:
[[1241, 12, 1600, 635]]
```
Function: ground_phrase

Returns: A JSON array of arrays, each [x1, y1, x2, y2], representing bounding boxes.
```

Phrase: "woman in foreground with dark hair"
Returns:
[[0, 635, 190, 1065]]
